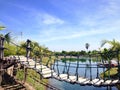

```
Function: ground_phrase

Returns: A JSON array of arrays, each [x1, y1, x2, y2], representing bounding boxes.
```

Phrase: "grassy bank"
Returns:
[[100, 68, 118, 79], [16, 69, 48, 90], [61, 58, 86, 62]]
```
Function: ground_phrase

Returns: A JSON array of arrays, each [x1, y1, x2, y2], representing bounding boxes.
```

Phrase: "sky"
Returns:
[[0, 0, 120, 51]]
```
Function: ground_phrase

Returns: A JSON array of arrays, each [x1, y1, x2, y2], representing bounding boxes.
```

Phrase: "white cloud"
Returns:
[[8, 2, 64, 26], [77, 0, 120, 34], [102, 0, 120, 16], [39, 26, 119, 43], [30, 11, 65, 26], [42, 14, 64, 25]]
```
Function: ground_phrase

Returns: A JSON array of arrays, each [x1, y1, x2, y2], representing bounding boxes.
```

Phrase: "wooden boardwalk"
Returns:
[[16, 56, 120, 87]]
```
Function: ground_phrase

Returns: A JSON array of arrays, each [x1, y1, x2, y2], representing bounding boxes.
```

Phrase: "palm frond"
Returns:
[[101, 39, 120, 51], [4, 32, 11, 44], [0, 26, 6, 30], [101, 40, 108, 47]]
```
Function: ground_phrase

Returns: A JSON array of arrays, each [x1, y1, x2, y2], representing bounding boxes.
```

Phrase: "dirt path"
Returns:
[[0, 86, 4, 90], [23, 82, 35, 90]]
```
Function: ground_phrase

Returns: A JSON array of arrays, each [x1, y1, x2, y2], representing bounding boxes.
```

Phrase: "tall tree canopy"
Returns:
[[85, 43, 90, 51]]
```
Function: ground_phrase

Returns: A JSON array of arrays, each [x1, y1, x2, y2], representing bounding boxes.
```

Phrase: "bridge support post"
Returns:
[[117, 50, 120, 80], [0, 69, 5, 86], [0, 70, 2, 86], [0, 37, 5, 60], [26, 39, 31, 64], [0, 37, 5, 86], [23, 66, 27, 84], [23, 39, 31, 84]]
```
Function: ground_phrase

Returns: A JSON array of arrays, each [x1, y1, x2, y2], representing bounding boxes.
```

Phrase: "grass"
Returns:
[[100, 68, 118, 79], [16, 68, 48, 90]]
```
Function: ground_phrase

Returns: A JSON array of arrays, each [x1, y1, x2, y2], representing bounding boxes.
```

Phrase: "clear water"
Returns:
[[48, 59, 119, 90]]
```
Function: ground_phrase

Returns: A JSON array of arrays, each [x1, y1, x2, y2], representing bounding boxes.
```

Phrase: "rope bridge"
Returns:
[[0, 38, 120, 87], [15, 53, 120, 87]]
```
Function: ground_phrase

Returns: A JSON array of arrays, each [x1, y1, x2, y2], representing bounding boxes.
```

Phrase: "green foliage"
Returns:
[[0, 25, 6, 30], [56, 50, 87, 56], [4, 32, 11, 44], [100, 68, 118, 79], [101, 39, 120, 51], [100, 39, 120, 60], [4, 43, 16, 56]]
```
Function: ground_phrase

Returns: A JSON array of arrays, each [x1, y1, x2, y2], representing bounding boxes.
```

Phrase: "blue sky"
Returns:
[[0, 0, 120, 51]]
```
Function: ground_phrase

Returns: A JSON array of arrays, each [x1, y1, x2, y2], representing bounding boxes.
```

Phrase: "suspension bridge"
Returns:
[[15, 55, 120, 87], [0, 37, 120, 88]]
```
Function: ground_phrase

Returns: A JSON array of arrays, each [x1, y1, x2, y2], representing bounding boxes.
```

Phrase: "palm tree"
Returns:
[[0, 25, 11, 44], [101, 39, 120, 60], [85, 43, 90, 52], [0, 25, 11, 58], [4, 32, 11, 44], [101, 39, 120, 51]]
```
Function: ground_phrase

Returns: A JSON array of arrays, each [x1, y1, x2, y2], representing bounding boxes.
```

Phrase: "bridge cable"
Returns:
[[67, 55, 71, 79], [84, 56, 88, 78], [89, 55, 92, 81], [52, 55, 56, 72], [75, 55, 79, 81], [96, 55, 100, 79], [56, 56, 60, 77], [107, 52, 111, 80], [62, 55, 67, 74], [101, 53, 106, 82]]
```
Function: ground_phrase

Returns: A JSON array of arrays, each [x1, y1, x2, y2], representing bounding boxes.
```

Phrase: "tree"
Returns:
[[101, 39, 120, 51], [85, 43, 90, 52], [101, 39, 120, 60], [4, 32, 11, 44], [0, 25, 11, 44], [4, 43, 16, 56]]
